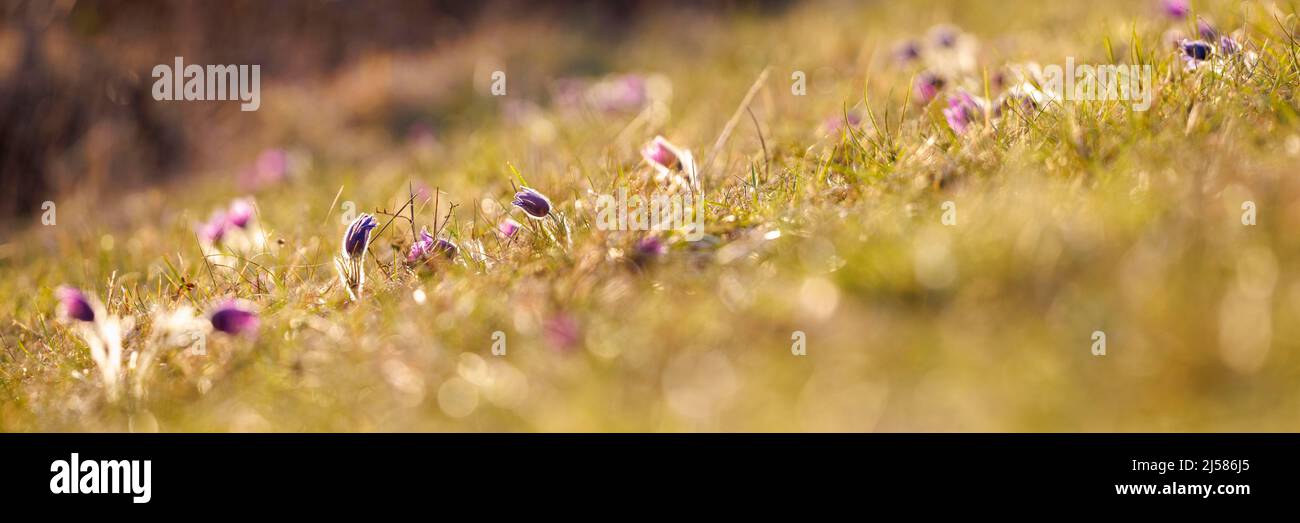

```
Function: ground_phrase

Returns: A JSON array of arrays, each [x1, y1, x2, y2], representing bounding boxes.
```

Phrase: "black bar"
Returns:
[[0, 434, 1291, 512]]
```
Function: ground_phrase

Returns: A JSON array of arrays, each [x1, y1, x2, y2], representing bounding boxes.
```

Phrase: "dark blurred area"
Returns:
[[0, 0, 790, 225]]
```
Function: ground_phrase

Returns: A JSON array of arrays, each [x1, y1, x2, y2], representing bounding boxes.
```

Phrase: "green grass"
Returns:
[[4, 0, 1300, 431]]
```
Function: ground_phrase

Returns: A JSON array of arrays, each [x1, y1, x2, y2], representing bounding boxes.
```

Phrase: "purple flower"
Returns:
[[343, 213, 379, 258], [633, 236, 667, 266], [1161, 0, 1189, 19], [943, 91, 985, 135], [227, 198, 254, 228], [639, 136, 699, 191], [893, 40, 921, 63], [512, 187, 552, 219], [1219, 35, 1241, 55], [498, 218, 521, 237], [56, 286, 95, 322], [210, 300, 258, 336], [407, 229, 457, 262], [914, 72, 945, 106], [1181, 39, 1214, 62], [641, 137, 680, 170], [432, 238, 458, 260], [407, 229, 436, 262], [200, 210, 230, 244], [929, 24, 960, 48]]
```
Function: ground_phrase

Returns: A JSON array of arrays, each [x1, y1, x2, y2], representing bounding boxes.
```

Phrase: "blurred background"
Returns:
[[0, 0, 792, 227]]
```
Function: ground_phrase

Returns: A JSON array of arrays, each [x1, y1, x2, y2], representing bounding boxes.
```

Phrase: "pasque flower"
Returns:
[[893, 40, 921, 64], [512, 187, 552, 219], [1218, 35, 1241, 55], [227, 198, 255, 228], [929, 24, 960, 48], [210, 299, 258, 336], [640, 136, 700, 192], [407, 229, 436, 262], [1180, 39, 1214, 70], [943, 90, 986, 134], [336, 213, 379, 300], [641, 137, 679, 169], [55, 286, 128, 401], [197, 198, 258, 246], [199, 210, 229, 244], [1161, 0, 1189, 19], [408, 229, 458, 263], [56, 286, 95, 322], [499, 218, 521, 237], [914, 72, 945, 106], [343, 213, 379, 257], [632, 236, 667, 267]]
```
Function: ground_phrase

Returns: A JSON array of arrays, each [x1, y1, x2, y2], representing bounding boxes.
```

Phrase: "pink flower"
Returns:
[[641, 137, 679, 170], [499, 218, 521, 237], [407, 229, 458, 263], [227, 198, 254, 228], [55, 286, 95, 322], [943, 91, 986, 135], [914, 72, 945, 106], [200, 210, 230, 244], [240, 148, 288, 190], [407, 229, 436, 262], [1162, 0, 1190, 19]]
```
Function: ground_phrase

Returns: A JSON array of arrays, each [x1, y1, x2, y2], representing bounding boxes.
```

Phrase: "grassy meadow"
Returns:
[[3, 0, 1300, 431]]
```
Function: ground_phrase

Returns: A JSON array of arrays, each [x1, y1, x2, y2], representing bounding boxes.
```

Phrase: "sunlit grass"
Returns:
[[3, 0, 1300, 431]]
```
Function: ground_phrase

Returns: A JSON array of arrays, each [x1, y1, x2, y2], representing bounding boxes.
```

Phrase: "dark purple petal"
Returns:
[[432, 238, 458, 260], [56, 286, 95, 322], [1182, 39, 1213, 61], [343, 214, 379, 257], [512, 188, 552, 219], [633, 236, 667, 266], [210, 300, 258, 336]]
